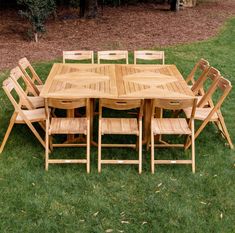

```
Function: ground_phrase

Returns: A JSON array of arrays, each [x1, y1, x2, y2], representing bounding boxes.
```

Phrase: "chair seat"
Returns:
[[184, 107, 218, 121], [49, 118, 87, 135], [16, 108, 46, 123], [101, 118, 139, 135], [28, 96, 44, 108], [152, 118, 191, 135]]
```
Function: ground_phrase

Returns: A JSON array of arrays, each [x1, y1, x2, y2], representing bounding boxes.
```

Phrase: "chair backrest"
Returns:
[[63, 50, 94, 64], [18, 57, 43, 91], [152, 98, 197, 128], [192, 67, 221, 96], [134, 50, 165, 64], [198, 77, 232, 109], [2, 77, 33, 111], [97, 50, 129, 64], [47, 98, 87, 109], [99, 99, 144, 117], [10, 67, 37, 108], [186, 58, 210, 85]]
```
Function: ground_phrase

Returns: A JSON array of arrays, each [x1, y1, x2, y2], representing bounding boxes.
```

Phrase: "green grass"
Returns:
[[0, 18, 235, 233]]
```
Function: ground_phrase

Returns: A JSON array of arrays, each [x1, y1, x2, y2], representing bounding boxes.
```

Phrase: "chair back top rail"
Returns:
[[63, 50, 94, 64], [47, 98, 88, 110], [97, 50, 129, 64], [134, 50, 165, 64], [100, 98, 142, 110]]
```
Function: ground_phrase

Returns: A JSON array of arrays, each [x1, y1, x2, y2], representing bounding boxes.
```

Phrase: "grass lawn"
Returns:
[[0, 18, 234, 233]]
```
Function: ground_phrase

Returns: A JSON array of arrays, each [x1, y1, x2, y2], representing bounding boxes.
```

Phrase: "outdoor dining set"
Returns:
[[0, 50, 233, 174]]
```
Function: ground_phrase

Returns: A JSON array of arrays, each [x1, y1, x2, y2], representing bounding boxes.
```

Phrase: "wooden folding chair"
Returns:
[[134, 50, 165, 64], [18, 57, 44, 95], [63, 50, 94, 64], [97, 50, 129, 64], [151, 98, 197, 173], [98, 99, 144, 173], [10, 67, 44, 109], [184, 77, 233, 149], [185, 58, 210, 95], [0, 78, 46, 153], [45, 98, 90, 172]]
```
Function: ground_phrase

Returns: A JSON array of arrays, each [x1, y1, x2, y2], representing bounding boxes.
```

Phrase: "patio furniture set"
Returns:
[[0, 50, 233, 174]]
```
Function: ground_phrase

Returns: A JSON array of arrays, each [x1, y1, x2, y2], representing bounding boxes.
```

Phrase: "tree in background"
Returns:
[[17, 0, 56, 42], [80, 0, 98, 18]]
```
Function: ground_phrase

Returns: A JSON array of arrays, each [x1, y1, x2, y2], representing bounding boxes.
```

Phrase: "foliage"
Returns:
[[17, 0, 56, 42], [0, 18, 235, 233]]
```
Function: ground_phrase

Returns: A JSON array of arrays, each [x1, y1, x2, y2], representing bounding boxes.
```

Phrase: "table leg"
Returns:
[[144, 99, 161, 150], [90, 99, 97, 146]]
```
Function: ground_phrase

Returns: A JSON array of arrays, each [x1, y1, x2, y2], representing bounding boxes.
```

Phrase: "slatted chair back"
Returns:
[[63, 50, 94, 64], [186, 59, 210, 89], [192, 67, 220, 94], [192, 67, 221, 108], [2, 77, 30, 111], [200, 77, 231, 112], [97, 50, 129, 64], [134, 50, 165, 64], [10, 66, 36, 95], [10, 67, 38, 109], [0, 78, 46, 153], [18, 57, 43, 94]]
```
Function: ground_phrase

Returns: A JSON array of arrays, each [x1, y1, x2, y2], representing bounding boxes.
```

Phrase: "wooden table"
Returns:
[[40, 64, 194, 143]]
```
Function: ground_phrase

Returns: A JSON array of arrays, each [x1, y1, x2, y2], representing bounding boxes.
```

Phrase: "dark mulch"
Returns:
[[0, 0, 235, 71]]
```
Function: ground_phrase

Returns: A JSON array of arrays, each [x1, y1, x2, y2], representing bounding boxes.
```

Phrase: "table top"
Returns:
[[40, 63, 194, 99]]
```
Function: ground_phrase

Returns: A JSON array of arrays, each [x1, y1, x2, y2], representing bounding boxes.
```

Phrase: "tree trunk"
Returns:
[[80, 0, 98, 18], [170, 0, 179, 11]]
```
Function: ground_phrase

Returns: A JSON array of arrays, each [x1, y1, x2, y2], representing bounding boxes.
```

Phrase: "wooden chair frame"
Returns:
[[63, 50, 94, 64], [186, 58, 210, 96], [0, 78, 46, 154], [134, 50, 165, 64], [45, 98, 90, 172], [191, 67, 220, 107], [10, 67, 44, 109], [18, 57, 44, 95], [98, 99, 144, 173], [97, 50, 129, 64], [151, 98, 197, 173], [185, 77, 233, 149]]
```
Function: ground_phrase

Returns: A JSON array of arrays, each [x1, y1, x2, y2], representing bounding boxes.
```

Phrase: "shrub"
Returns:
[[17, 0, 56, 42]]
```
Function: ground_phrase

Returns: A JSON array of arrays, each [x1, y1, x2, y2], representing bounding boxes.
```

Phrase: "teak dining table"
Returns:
[[40, 63, 194, 144]]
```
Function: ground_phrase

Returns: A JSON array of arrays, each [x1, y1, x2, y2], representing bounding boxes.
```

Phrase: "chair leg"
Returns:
[[185, 119, 209, 149], [87, 123, 90, 174], [218, 116, 234, 149], [26, 120, 46, 149], [138, 124, 142, 174], [191, 123, 195, 173], [45, 133, 49, 171], [0, 114, 16, 154], [151, 130, 155, 174], [98, 125, 102, 173]]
